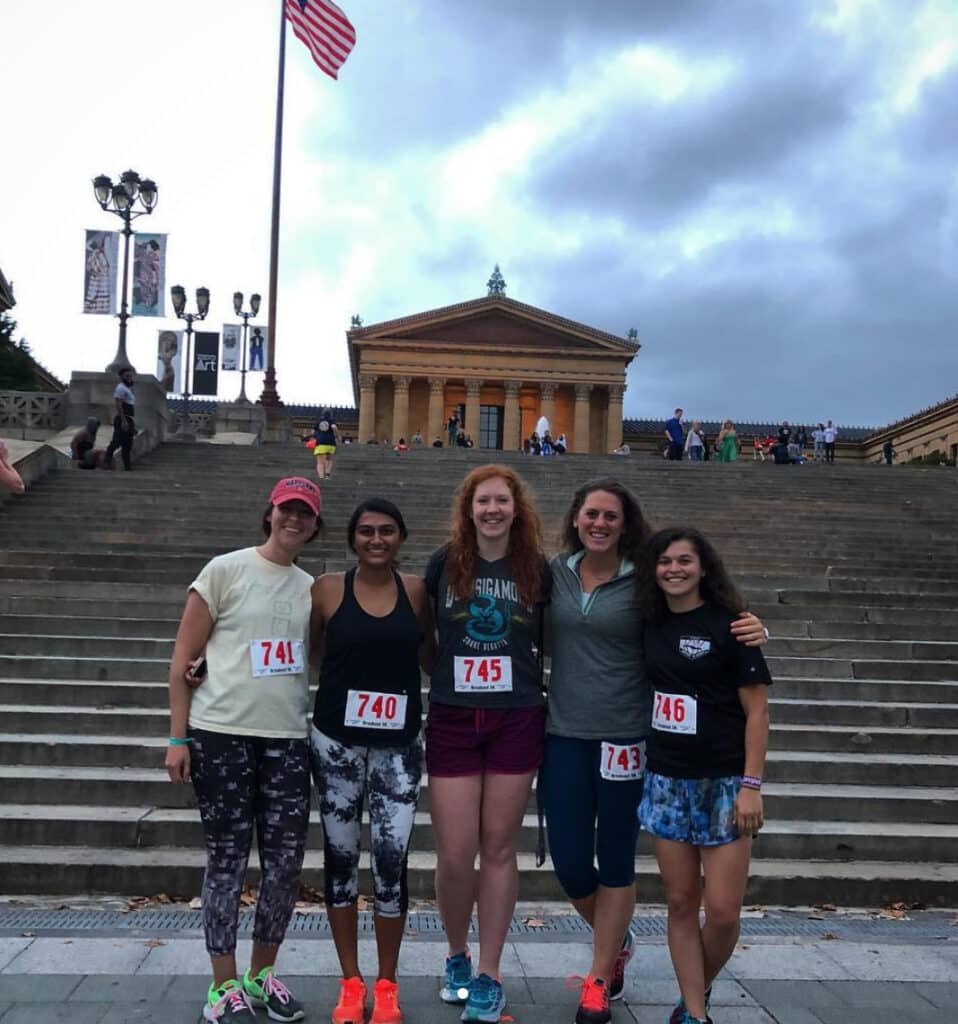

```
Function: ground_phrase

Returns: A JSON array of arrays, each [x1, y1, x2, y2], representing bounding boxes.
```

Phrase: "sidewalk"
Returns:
[[0, 906, 955, 1023]]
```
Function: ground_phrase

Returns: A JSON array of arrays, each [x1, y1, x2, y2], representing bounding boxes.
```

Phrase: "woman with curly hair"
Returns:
[[636, 527, 771, 1024], [543, 481, 766, 1024], [424, 465, 550, 1023]]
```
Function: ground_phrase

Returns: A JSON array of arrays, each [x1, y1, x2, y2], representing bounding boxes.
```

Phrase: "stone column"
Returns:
[[358, 374, 377, 443], [502, 380, 522, 452], [574, 383, 593, 453], [539, 381, 556, 428], [391, 375, 411, 444], [428, 377, 446, 444], [606, 383, 625, 452], [465, 379, 484, 443]]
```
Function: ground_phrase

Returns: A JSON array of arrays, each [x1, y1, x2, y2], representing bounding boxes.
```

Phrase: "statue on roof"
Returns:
[[350, 314, 363, 328], [627, 327, 638, 343], [487, 264, 507, 297]]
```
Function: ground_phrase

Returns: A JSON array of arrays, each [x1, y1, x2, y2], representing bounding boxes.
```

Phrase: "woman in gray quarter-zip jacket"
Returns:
[[541, 478, 766, 1024]]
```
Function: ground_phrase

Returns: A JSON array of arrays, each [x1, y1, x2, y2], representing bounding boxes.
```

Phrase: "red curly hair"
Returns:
[[446, 464, 544, 607]]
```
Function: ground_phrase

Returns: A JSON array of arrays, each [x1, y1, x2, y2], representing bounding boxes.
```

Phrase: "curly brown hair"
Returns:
[[446, 464, 544, 607], [637, 526, 746, 623], [558, 478, 653, 565]]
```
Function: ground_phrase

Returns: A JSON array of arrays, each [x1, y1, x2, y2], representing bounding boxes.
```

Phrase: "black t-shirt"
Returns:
[[425, 546, 551, 709], [643, 603, 771, 779], [778, 427, 791, 445]]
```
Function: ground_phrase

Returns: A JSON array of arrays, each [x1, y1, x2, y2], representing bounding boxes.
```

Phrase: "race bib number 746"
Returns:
[[250, 639, 305, 677], [652, 691, 697, 734]]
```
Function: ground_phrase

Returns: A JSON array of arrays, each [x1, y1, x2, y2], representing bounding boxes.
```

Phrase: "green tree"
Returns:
[[0, 314, 44, 391]]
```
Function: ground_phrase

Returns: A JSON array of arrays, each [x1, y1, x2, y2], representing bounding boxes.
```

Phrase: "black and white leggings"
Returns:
[[190, 728, 311, 957], [309, 725, 423, 917]]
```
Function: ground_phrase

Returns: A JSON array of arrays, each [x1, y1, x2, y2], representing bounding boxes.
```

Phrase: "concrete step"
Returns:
[[767, 656, 958, 682], [0, 766, 953, 822], [770, 723, 958, 755], [0, 844, 955, 905]]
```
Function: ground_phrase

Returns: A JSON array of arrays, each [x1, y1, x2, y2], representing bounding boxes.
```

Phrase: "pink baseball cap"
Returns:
[[270, 477, 321, 516]]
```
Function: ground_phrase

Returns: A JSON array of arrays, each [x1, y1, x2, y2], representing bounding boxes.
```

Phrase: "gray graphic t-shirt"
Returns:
[[425, 547, 549, 709]]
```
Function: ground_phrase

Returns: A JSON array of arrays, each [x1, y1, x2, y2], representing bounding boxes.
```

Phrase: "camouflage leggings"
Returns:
[[309, 725, 423, 917], [190, 729, 311, 957]]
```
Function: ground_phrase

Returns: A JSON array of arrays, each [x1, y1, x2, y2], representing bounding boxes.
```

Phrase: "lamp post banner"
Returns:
[[82, 230, 119, 314], [222, 324, 240, 371], [193, 331, 220, 396], [131, 233, 167, 316], [156, 330, 183, 394]]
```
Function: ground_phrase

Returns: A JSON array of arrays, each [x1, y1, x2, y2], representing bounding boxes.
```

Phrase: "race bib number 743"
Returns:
[[250, 639, 305, 677], [600, 741, 646, 781]]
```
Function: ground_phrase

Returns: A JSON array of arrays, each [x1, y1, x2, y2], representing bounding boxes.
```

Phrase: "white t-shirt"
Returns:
[[812, 429, 824, 443], [114, 383, 135, 406], [823, 426, 837, 443], [188, 547, 313, 738]]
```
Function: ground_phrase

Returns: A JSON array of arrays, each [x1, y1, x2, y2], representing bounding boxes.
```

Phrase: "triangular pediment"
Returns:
[[349, 296, 637, 354]]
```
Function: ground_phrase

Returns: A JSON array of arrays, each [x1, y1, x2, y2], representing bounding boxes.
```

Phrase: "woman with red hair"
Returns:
[[424, 465, 550, 1023]]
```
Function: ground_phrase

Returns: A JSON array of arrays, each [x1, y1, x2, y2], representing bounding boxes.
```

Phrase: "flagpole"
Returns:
[[259, 0, 287, 407]]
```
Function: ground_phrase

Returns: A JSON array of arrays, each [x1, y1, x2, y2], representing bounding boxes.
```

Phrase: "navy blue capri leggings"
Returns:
[[541, 733, 644, 899]]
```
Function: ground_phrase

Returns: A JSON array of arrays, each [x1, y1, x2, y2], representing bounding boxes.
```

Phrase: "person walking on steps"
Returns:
[[105, 367, 136, 470], [637, 527, 771, 1024], [313, 409, 339, 480], [425, 465, 551, 1024], [310, 498, 433, 1024], [165, 476, 322, 1023]]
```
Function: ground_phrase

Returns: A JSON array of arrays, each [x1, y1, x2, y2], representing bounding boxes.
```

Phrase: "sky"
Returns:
[[2, 0, 956, 428]]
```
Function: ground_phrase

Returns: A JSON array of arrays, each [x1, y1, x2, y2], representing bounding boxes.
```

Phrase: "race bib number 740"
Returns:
[[344, 690, 407, 730], [250, 639, 305, 677]]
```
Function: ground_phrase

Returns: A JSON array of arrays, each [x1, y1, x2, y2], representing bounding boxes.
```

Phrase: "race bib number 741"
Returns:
[[250, 639, 305, 677]]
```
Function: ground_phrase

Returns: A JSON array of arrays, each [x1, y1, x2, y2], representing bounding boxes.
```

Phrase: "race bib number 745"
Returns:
[[250, 639, 305, 677], [454, 655, 513, 692]]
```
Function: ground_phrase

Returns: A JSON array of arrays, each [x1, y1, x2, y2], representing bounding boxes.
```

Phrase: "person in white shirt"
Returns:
[[684, 421, 705, 461], [823, 420, 837, 463], [105, 367, 136, 470], [811, 423, 825, 462]]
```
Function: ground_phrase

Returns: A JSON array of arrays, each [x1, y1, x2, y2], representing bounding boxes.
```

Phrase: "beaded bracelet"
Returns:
[[741, 775, 762, 790], [169, 737, 190, 746]]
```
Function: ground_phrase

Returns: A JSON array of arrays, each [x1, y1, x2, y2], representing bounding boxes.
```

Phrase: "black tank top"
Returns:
[[313, 568, 423, 746]]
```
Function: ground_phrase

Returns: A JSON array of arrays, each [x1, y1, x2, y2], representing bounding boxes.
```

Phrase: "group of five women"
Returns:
[[166, 464, 770, 1024]]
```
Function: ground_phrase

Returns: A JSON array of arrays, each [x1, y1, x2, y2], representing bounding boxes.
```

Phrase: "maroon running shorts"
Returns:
[[425, 702, 547, 777]]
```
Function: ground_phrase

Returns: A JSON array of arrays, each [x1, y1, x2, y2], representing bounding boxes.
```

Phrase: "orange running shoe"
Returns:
[[370, 978, 402, 1024], [332, 976, 367, 1024]]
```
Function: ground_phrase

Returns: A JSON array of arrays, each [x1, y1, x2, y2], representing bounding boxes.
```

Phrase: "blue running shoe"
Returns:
[[669, 988, 712, 1024], [461, 973, 506, 1023], [440, 950, 473, 1004]]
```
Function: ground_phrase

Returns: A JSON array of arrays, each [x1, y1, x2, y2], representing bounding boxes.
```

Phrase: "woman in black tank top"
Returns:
[[309, 498, 433, 1024]]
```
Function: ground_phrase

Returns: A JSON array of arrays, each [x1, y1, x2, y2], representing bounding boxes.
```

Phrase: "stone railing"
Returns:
[[0, 391, 67, 438]]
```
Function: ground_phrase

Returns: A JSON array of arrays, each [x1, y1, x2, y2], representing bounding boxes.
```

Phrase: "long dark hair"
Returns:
[[347, 497, 408, 552], [559, 478, 653, 565], [637, 526, 746, 623]]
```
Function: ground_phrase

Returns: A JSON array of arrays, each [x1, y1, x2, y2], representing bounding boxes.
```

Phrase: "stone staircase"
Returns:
[[0, 443, 956, 906]]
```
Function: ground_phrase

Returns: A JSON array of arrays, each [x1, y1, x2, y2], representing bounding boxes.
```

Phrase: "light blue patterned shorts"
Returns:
[[638, 771, 742, 846]]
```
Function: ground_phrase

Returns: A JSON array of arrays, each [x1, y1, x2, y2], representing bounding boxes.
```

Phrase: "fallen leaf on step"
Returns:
[[812, 902, 837, 912], [821, 932, 839, 941], [523, 918, 547, 928], [143, 939, 166, 948], [239, 888, 258, 907]]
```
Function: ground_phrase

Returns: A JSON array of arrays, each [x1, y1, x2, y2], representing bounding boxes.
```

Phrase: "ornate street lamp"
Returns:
[[170, 285, 209, 440], [232, 290, 262, 404], [91, 169, 159, 372]]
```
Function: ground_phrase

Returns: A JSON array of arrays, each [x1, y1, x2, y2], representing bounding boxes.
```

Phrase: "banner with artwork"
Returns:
[[193, 331, 220, 396], [156, 330, 183, 394], [221, 324, 241, 371], [248, 324, 268, 371], [132, 233, 167, 316], [82, 230, 119, 314]]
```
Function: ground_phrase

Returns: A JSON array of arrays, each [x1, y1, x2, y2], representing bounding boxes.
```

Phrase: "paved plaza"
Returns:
[[0, 904, 954, 1023]]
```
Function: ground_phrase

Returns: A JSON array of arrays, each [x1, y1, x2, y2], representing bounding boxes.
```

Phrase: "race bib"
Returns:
[[344, 690, 408, 730], [652, 691, 697, 734], [453, 655, 513, 693], [600, 741, 646, 781], [249, 639, 306, 677]]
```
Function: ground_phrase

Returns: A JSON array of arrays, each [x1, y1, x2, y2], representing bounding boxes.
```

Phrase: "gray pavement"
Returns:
[[0, 914, 955, 1024]]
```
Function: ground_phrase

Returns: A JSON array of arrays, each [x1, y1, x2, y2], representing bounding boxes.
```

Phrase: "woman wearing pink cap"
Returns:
[[166, 476, 322, 1024]]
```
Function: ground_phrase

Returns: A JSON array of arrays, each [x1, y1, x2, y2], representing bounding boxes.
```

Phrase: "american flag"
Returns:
[[286, 0, 356, 80]]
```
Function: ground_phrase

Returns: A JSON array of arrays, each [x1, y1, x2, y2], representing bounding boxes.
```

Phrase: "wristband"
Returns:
[[741, 775, 762, 790], [168, 737, 190, 746]]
